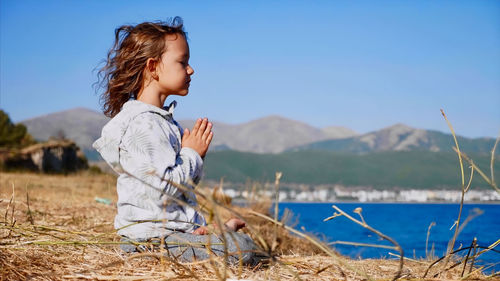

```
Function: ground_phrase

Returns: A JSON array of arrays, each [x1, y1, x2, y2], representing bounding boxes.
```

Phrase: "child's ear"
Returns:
[[145, 58, 159, 80]]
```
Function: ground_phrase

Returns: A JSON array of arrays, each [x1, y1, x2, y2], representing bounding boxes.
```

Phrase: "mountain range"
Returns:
[[290, 123, 498, 154], [20, 108, 357, 156], [20, 107, 497, 160], [177, 116, 358, 153]]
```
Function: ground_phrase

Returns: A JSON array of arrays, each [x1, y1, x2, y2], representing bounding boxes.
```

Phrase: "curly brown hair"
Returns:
[[96, 17, 187, 117]]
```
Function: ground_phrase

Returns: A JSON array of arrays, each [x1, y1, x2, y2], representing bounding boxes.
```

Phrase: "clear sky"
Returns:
[[1, 0, 499, 138]]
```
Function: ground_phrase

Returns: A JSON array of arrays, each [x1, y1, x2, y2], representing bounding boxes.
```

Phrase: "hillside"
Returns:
[[290, 124, 498, 154], [19, 107, 497, 164], [204, 150, 499, 189]]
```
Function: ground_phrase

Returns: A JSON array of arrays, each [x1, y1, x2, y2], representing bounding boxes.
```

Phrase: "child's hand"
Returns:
[[182, 118, 213, 158], [193, 226, 209, 235], [224, 218, 246, 232], [192, 218, 246, 235]]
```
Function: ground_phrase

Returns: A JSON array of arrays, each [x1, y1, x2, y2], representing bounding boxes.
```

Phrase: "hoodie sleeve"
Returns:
[[119, 112, 204, 200]]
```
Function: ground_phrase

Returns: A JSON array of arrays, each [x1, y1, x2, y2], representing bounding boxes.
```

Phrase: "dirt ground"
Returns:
[[0, 172, 493, 280]]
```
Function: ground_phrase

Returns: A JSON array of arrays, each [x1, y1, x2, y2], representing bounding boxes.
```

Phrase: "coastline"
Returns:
[[234, 199, 500, 205], [273, 200, 500, 204]]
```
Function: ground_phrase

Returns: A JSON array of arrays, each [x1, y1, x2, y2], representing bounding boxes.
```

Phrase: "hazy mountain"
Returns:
[[21, 107, 495, 159], [321, 126, 359, 139], [180, 115, 357, 153], [291, 123, 498, 154], [20, 108, 358, 158], [21, 108, 110, 156]]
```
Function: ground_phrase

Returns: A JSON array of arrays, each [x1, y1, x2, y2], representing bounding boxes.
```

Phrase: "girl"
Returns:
[[93, 17, 259, 264]]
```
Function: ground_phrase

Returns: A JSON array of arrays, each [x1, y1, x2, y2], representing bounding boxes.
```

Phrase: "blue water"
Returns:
[[274, 203, 499, 272]]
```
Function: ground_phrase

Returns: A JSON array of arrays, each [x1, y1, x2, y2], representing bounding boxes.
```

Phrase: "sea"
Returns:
[[273, 202, 500, 272]]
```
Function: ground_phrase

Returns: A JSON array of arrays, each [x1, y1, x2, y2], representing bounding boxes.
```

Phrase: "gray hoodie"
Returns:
[[93, 100, 206, 239]]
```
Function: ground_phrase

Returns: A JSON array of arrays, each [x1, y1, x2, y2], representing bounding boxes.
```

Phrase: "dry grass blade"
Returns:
[[25, 183, 34, 225], [490, 133, 499, 188], [329, 205, 404, 281], [455, 147, 500, 193], [422, 245, 500, 278], [461, 238, 477, 277], [272, 171, 282, 253], [473, 239, 500, 259], [456, 208, 484, 237], [462, 262, 500, 280], [441, 109, 465, 187], [437, 110, 499, 278], [426, 221, 436, 259], [61, 274, 159, 280], [440, 109, 468, 274], [328, 240, 396, 250], [464, 165, 475, 193], [388, 252, 429, 265]]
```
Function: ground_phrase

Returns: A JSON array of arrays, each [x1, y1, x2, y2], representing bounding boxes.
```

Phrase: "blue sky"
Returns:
[[1, 0, 499, 138]]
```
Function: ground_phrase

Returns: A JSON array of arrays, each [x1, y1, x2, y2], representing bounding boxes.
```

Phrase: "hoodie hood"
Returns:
[[92, 100, 176, 173]]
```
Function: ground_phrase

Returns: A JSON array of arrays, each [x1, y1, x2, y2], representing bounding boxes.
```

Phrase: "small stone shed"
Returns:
[[0, 140, 88, 173]]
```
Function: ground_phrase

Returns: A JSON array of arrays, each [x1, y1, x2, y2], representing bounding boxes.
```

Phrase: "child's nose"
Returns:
[[187, 65, 194, 75]]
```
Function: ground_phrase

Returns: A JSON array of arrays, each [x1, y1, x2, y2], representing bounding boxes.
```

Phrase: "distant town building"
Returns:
[[221, 182, 500, 203]]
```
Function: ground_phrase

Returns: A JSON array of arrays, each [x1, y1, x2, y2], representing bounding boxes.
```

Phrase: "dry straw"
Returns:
[[1, 110, 499, 280]]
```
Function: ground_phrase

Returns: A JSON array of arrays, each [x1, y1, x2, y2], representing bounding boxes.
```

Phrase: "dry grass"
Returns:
[[0, 172, 492, 280]]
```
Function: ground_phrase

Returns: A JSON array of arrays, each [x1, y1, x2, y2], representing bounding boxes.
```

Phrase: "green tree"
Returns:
[[0, 110, 35, 147]]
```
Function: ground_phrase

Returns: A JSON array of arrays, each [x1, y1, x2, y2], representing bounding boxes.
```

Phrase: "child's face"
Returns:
[[156, 34, 194, 96]]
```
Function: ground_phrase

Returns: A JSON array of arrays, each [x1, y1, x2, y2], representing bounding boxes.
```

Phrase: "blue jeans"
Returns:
[[120, 231, 264, 265]]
